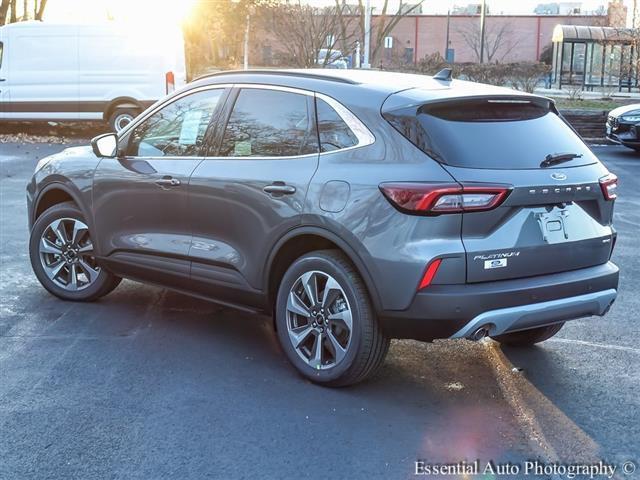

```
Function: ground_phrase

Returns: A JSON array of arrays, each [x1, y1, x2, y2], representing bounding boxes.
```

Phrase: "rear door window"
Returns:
[[219, 88, 316, 157], [383, 98, 594, 169]]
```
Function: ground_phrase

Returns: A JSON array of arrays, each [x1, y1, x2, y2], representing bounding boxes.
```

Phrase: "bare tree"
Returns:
[[270, 2, 358, 68], [358, 0, 425, 65], [333, 0, 361, 60], [34, 0, 47, 20], [9, 0, 16, 23], [183, 0, 274, 74], [458, 21, 522, 63], [0, 0, 11, 25], [1, 0, 47, 25]]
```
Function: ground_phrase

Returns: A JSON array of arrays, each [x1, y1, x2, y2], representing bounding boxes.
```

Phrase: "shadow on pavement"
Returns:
[[1, 279, 533, 479], [501, 341, 639, 464]]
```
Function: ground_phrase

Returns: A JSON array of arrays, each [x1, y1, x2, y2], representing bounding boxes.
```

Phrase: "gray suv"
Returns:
[[27, 70, 619, 386]]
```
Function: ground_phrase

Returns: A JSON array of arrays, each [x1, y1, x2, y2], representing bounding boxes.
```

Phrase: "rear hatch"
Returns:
[[383, 93, 616, 283]]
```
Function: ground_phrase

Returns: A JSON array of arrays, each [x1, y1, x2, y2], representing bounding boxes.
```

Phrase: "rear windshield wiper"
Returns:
[[540, 152, 583, 168]]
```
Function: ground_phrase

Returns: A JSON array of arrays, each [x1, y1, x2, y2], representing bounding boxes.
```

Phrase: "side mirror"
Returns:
[[91, 133, 118, 158]]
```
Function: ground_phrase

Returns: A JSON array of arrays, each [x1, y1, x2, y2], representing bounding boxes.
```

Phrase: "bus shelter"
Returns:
[[551, 24, 639, 91]]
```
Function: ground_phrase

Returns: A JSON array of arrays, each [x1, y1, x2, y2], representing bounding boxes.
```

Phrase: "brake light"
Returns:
[[165, 71, 175, 94], [418, 258, 442, 290], [599, 173, 618, 201], [379, 183, 511, 215]]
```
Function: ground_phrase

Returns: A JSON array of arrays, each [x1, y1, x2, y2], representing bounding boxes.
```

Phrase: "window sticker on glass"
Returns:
[[220, 89, 316, 157], [234, 141, 252, 156], [179, 110, 204, 145], [127, 89, 223, 157]]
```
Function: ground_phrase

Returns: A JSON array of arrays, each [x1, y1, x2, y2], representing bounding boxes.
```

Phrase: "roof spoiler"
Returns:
[[433, 68, 453, 82]]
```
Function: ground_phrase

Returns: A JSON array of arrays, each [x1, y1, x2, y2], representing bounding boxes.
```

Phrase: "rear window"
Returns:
[[316, 98, 358, 152], [383, 99, 594, 169]]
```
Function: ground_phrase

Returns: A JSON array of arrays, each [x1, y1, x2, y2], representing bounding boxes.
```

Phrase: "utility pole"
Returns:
[[444, 9, 451, 61], [479, 0, 486, 63], [243, 12, 250, 70], [363, 0, 371, 68]]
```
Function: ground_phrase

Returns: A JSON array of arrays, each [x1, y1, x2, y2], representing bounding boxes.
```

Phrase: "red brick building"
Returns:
[[374, 14, 607, 65]]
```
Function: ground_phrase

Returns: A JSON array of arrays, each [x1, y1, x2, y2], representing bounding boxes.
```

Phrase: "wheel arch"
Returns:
[[264, 226, 383, 315], [103, 97, 144, 122], [32, 182, 93, 234]]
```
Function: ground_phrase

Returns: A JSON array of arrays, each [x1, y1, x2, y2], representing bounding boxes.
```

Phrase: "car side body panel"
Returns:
[[26, 69, 619, 343], [302, 116, 466, 311], [27, 146, 99, 231]]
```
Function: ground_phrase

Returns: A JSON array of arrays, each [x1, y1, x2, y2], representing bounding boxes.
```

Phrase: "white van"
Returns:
[[0, 21, 187, 131]]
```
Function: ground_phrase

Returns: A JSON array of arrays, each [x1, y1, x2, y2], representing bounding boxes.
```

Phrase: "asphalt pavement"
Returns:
[[0, 141, 638, 479]]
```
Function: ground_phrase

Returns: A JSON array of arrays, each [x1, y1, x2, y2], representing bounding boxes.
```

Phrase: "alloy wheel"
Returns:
[[39, 218, 100, 291], [285, 270, 352, 370], [114, 113, 134, 132]]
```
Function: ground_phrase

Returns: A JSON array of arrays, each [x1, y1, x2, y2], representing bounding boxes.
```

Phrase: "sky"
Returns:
[[421, 0, 608, 14], [43, 0, 628, 22]]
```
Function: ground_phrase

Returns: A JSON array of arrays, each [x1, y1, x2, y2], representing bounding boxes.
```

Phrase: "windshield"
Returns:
[[383, 99, 595, 169]]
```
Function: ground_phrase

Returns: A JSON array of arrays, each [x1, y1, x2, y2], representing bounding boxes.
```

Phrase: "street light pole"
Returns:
[[363, 0, 371, 68], [479, 0, 486, 63]]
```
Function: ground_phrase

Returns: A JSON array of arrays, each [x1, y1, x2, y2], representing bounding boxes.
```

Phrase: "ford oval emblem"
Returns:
[[551, 172, 567, 181]]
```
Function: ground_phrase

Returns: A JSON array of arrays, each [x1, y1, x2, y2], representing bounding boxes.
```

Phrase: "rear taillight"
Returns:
[[379, 183, 511, 215], [599, 173, 618, 201], [165, 71, 175, 94]]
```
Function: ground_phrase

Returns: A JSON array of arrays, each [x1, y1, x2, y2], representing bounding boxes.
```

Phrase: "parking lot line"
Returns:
[[548, 337, 640, 354], [484, 340, 602, 465]]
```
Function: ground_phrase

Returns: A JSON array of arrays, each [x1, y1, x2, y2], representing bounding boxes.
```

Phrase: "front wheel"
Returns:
[[275, 250, 389, 387], [29, 202, 121, 302], [491, 322, 564, 347]]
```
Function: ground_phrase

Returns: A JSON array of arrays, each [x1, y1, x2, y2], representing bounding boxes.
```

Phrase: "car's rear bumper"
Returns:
[[450, 288, 616, 339], [379, 262, 619, 341]]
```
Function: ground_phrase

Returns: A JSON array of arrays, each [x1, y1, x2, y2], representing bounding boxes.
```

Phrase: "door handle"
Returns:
[[0, 78, 6, 82], [155, 177, 181, 187], [263, 183, 296, 195]]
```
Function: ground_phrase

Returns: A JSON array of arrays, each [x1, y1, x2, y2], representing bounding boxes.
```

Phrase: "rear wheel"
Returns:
[[29, 202, 121, 301], [108, 107, 140, 133], [275, 250, 389, 387], [492, 322, 564, 347]]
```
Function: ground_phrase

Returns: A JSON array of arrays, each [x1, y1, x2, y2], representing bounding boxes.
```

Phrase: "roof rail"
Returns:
[[193, 69, 358, 85]]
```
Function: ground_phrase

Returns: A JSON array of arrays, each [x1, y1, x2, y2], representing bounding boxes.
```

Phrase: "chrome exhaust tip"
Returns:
[[470, 326, 491, 341]]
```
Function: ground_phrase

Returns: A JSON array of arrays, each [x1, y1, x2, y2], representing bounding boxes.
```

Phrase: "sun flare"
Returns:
[[109, 0, 199, 26], [46, 0, 199, 27]]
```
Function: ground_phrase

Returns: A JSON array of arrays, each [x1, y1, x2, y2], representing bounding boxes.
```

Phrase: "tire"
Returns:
[[108, 107, 140, 133], [492, 322, 564, 347], [29, 202, 121, 302], [275, 250, 389, 387]]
